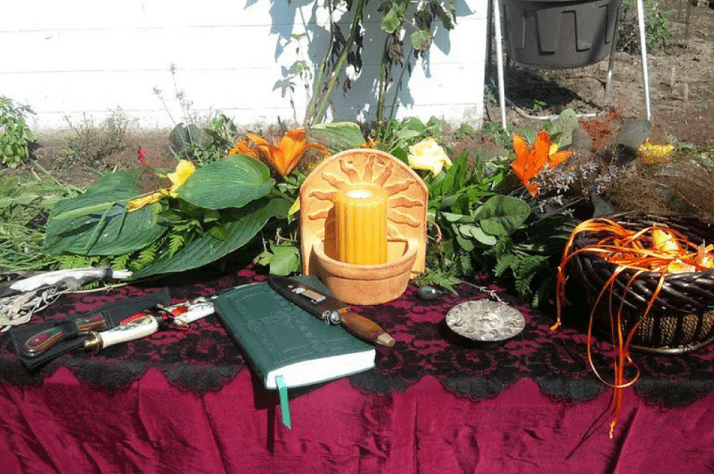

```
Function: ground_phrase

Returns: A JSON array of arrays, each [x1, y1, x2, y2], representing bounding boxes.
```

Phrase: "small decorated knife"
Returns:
[[267, 275, 395, 347], [83, 298, 215, 353], [21, 312, 110, 358]]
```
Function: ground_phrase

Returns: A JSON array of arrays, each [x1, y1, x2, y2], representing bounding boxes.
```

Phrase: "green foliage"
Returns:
[[619, 0, 671, 54], [0, 96, 36, 169], [303, 0, 456, 127], [0, 172, 81, 271], [377, 116, 444, 161], [308, 122, 366, 154], [255, 242, 301, 276], [394, 114, 579, 307], [170, 114, 239, 166], [41, 152, 286, 279]]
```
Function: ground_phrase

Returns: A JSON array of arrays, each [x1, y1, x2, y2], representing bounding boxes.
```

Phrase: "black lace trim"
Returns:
[[1, 265, 712, 406]]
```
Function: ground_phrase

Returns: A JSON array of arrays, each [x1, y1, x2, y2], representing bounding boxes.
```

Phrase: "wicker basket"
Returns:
[[568, 213, 714, 354]]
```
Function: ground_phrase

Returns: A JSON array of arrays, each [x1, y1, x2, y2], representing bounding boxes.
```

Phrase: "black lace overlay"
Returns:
[[1, 265, 713, 406]]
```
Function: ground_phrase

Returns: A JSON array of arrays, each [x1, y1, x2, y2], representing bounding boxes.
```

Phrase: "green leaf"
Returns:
[[441, 211, 472, 223], [169, 123, 204, 152], [474, 195, 530, 237], [14, 193, 40, 206], [207, 224, 230, 241], [268, 244, 301, 276], [176, 155, 274, 210], [308, 122, 366, 154], [455, 233, 475, 252], [429, 152, 468, 197], [380, 4, 406, 34], [42, 171, 166, 255], [130, 197, 291, 279], [466, 225, 498, 246], [550, 109, 578, 148], [411, 29, 433, 51]]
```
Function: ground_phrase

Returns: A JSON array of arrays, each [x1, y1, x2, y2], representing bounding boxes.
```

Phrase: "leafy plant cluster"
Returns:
[[2, 110, 578, 306], [618, 0, 671, 54], [40, 150, 291, 279], [0, 96, 36, 169], [169, 114, 241, 166], [375, 115, 578, 306], [0, 170, 81, 272]]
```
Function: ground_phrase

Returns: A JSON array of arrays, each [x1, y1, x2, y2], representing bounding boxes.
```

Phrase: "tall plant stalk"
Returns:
[[303, 0, 368, 127]]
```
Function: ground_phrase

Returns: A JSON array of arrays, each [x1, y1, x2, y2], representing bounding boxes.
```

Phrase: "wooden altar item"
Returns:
[[299, 149, 428, 305]]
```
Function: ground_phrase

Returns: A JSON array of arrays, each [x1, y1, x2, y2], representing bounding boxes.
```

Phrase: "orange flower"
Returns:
[[228, 139, 258, 158], [510, 130, 572, 196], [240, 129, 328, 176]]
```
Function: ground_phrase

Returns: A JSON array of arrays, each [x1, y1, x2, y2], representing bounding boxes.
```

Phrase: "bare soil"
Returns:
[[494, 0, 714, 147], [9, 1, 714, 188]]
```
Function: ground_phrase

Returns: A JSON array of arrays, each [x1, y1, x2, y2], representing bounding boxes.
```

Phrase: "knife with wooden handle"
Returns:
[[21, 312, 109, 358], [267, 275, 395, 347]]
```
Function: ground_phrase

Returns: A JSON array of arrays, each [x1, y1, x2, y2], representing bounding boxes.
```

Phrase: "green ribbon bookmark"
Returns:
[[275, 375, 291, 429]]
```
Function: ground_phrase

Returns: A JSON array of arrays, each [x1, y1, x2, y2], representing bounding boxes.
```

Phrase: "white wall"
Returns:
[[1, 0, 487, 131]]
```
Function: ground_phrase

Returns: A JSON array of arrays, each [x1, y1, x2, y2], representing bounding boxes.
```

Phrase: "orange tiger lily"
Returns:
[[228, 139, 258, 158], [510, 130, 572, 196], [239, 129, 328, 177]]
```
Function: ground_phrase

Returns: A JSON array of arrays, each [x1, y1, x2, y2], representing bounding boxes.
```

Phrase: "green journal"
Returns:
[[214, 281, 376, 390]]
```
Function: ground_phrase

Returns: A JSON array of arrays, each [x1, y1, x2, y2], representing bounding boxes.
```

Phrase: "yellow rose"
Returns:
[[407, 138, 452, 176]]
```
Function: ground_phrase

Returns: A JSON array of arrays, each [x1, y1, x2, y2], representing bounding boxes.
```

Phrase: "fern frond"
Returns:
[[514, 255, 547, 296], [493, 254, 519, 277], [168, 233, 185, 257], [111, 253, 131, 271], [136, 244, 157, 268], [57, 254, 96, 269]]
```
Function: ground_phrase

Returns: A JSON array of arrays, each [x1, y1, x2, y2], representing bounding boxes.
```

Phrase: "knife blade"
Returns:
[[267, 275, 395, 347]]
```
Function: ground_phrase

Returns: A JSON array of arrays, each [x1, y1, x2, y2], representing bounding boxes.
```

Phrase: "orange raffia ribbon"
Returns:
[[553, 218, 714, 437]]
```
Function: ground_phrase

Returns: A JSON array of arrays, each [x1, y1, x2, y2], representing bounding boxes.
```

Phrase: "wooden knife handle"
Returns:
[[340, 311, 395, 347], [21, 313, 108, 358]]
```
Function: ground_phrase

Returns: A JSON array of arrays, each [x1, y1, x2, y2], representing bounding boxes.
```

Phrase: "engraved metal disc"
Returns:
[[445, 299, 525, 342]]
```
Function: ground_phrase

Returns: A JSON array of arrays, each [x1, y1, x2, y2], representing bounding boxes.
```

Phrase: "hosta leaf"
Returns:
[[42, 171, 166, 255], [176, 155, 274, 210], [130, 197, 291, 279]]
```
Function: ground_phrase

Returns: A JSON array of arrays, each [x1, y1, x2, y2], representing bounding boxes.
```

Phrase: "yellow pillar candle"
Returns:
[[334, 184, 388, 265]]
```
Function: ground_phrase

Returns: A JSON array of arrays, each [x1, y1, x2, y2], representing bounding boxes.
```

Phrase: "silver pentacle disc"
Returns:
[[445, 299, 526, 342]]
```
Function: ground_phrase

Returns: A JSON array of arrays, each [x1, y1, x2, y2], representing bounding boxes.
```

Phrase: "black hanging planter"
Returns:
[[503, 0, 622, 68]]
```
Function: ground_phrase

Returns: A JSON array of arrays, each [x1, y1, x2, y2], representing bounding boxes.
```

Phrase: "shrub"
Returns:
[[0, 96, 36, 168]]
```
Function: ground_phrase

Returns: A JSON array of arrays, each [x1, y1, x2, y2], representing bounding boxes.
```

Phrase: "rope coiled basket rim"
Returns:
[[568, 213, 714, 354]]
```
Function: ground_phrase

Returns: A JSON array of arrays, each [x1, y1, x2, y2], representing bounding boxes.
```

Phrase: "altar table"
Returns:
[[1, 264, 713, 474]]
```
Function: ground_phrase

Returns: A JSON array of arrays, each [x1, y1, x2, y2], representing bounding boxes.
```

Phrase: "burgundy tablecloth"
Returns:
[[1, 264, 713, 473]]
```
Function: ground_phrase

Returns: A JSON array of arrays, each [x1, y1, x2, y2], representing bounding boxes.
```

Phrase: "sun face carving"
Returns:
[[306, 154, 424, 238], [300, 149, 429, 276]]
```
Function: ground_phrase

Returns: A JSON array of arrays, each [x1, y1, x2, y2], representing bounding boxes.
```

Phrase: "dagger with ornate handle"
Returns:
[[83, 298, 215, 353], [267, 275, 395, 347], [21, 312, 110, 358]]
